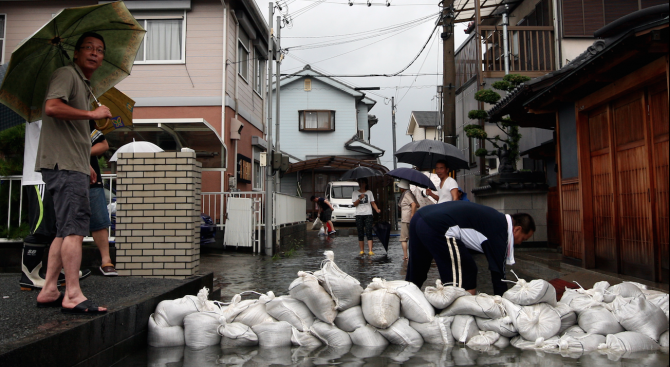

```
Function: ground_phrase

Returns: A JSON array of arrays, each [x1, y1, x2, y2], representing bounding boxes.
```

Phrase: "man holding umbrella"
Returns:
[[35, 32, 111, 314]]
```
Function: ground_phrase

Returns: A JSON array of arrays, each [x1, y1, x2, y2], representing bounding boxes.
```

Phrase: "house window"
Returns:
[[253, 54, 264, 95], [133, 12, 186, 63], [253, 147, 264, 190], [238, 28, 250, 81], [0, 14, 6, 64], [299, 110, 335, 131], [562, 0, 663, 37]]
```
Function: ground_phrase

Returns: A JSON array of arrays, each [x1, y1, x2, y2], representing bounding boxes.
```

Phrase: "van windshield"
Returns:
[[332, 186, 356, 199]]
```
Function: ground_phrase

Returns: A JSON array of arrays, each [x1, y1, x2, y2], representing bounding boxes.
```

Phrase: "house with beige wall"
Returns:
[[0, 0, 270, 210]]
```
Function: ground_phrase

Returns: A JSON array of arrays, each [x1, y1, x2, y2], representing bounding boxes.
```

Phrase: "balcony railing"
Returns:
[[455, 26, 555, 90]]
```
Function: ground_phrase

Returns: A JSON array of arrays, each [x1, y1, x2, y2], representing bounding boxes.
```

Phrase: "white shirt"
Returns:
[[505, 214, 515, 265], [22, 121, 44, 186], [352, 190, 374, 216], [437, 176, 458, 203]]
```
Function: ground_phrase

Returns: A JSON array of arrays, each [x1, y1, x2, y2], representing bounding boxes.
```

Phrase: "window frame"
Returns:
[[252, 147, 264, 191], [133, 11, 187, 64], [238, 28, 250, 83], [253, 51, 264, 97], [0, 14, 6, 65], [298, 110, 336, 132]]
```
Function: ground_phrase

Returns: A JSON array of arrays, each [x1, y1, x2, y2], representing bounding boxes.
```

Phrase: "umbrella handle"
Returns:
[[93, 101, 112, 130]]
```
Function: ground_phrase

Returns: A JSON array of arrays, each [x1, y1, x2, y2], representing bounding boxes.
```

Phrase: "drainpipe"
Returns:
[[265, 3, 275, 257], [232, 9, 240, 184], [502, 5, 510, 75], [221, 2, 227, 192], [275, 15, 281, 191]]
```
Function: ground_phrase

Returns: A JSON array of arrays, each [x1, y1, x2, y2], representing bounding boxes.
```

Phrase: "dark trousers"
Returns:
[[355, 215, 374, 241]]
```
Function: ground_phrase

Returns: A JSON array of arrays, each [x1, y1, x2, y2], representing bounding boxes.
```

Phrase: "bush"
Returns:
[[492, 81, 513, 92], [475, 148, 490, 157], [468, 110, 488, 120], [464, 125, 488, 140], [474, 89, 501, 104], [503, 74, 531, 86]]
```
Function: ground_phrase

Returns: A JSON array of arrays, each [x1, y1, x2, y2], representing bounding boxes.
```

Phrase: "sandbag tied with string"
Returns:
[[361, 278, 402, 329], [289, 271, 338, 324], [266, 295, 315, 332], [314, 250, 364, 311], [218, 321, 259, 348], [424, 279, 470, 310], [231, 291, 277, 327], [502, 270, 557, 306], [502, 298, 562, 342], [440, 293, 506, 319]]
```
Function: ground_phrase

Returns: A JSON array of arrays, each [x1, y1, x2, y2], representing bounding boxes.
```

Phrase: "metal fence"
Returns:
[[274, 193, 306, 228]]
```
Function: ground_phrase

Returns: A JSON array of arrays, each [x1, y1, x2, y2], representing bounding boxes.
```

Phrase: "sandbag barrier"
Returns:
[[148, 251, 669, 360]]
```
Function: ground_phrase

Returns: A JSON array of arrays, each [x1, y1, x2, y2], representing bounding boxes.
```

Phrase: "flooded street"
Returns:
[[116, 227, 670, 366]]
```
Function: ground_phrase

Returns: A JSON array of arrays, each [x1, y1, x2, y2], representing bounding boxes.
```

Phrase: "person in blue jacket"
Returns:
[[405, 201, 535, 296]]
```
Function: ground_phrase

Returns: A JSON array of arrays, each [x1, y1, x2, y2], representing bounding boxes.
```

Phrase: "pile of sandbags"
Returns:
[[148, 252, 669, 358]]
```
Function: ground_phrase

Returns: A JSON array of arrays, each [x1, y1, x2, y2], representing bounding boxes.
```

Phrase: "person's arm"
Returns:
[[410, 202, 417, 218], [91, 140, 109, 156], [425, 188, 439, 201], [371, 201, 381, 214], [353, 193, 363, 207], [45, 98, 111, 121], [89, 165, 97, 184], [450, 188, 459, 201], [324, 199, 335, 211]]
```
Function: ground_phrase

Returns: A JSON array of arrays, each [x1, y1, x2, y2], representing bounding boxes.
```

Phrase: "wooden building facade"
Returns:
[[487, 5, 669, 283]]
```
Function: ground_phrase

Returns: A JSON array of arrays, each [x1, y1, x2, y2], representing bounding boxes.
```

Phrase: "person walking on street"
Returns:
[[425, 160, 458, 203], [89, 121, 117, 276], [398, 179, 419, 261], [311, 195, 336, 235], [352, 178, 381, 256], [35, 32, 112, 314], [405, 201, 535, 296]]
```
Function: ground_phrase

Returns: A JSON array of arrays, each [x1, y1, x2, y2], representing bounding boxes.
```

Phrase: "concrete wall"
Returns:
[[560, 39, 594, 68], [271, 77, 360, 160], [476, 189, 548, 243], [115, 152, 202, 278]]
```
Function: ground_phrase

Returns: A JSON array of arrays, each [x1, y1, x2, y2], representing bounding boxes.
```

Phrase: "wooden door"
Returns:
[[611, 90, 655, 280], [588, 106, 617, 272], [648, 82, 669, 281]]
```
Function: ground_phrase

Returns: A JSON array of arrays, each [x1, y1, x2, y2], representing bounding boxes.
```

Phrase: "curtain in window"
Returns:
[[146, 19, 182, 60], [304, 111, 318, 129]]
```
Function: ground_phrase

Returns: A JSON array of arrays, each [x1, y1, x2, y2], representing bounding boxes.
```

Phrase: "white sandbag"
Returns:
[[218, 322, 258, 348], [376, 317, 423, 346], [475, 316, 517, 338], [361, 279, 401, 329], [578, 307, 624, 335], [310, 320, 352, 347], [334, 305, 366, 332], [494, 336, 510, 349], [644, 291, 669, 320], [607, 282, 644, 299], [219, 294, 246, 323], [561, 325, 586, 337], [183, 311, 222, 349], [148, 313, 185, 347], [597, 331, 660, 353], [233, 291, 276, 327], [289, 271, 338, 324], [251, 321, 293, 347], [510, 335, 558, 350], [540, 333, 606, 354], [311, 217, 322, 230], [451, 315, 479, 344], [290, 326, 323, 348], [503, 299, 561, 341], [559, 288, 609, 313], [314, 251, 364, 311], [554, 302, 577, 334], [503, 272, 557, 306], [424, 279, 469, 310], [440, 294, 505, 319], [410, 316, 455, 344], [591, 281, 612, 303], [659, 330, 669, 347], [154, 296, 200, 327], [265, 295, 315, 332], [384, 280, 435, 323], [466, 331, 500, 349], [349, 324, 389, 348], [611, 296, 668, 341]]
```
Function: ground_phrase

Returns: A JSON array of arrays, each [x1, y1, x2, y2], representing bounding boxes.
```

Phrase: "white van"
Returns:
[[325, 181, 359, 222]]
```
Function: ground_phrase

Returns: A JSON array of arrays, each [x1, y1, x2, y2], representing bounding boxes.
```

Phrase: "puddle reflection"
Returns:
[[142, 343, 669, 366]]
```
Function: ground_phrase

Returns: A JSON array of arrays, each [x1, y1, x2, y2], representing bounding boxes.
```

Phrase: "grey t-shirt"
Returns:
[[35, 64, 91, 175]]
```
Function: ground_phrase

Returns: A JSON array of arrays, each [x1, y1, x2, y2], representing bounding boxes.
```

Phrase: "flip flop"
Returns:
[[61, 299, 107, 315], [36, 292, 64, 308]]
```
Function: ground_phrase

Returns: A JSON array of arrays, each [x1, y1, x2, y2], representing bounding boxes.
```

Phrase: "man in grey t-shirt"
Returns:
[[35, 32, 112, 314]]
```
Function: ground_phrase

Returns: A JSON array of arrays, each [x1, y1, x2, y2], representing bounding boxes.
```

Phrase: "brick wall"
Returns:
[[114, 152, 202, 278]]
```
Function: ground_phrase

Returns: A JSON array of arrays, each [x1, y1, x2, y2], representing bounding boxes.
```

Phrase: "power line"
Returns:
[[398, 26, 437, 104]]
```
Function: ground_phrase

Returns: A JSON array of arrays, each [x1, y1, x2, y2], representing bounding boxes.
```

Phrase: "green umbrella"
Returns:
[[0, 1, 145, 122]]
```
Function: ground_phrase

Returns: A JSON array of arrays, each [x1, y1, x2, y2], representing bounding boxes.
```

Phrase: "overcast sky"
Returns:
[[252, 0, 469, 169]]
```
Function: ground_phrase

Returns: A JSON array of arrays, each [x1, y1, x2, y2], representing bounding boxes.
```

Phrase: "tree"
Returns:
[[463, 74, 530, 172]]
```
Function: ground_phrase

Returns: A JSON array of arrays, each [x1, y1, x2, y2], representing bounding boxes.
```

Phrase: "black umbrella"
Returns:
[[373, 221, 391, 253], [386, 168, 437, 190], [339, 166, 383, 181], [395, 140, 468, 171]]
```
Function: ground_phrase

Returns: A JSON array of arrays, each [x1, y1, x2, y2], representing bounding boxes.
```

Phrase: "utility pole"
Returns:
[[275, 15, 281, 191], [265, 2, 274, 256], [391, 96, 397, 170], [441, 0, 456, 146], [502, 5, 510, 75]]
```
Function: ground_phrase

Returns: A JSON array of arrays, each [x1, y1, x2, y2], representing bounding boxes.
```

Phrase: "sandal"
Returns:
[[99, 263, 118, 277], [61, 299, 107, 315], [37, 292, 64, 308]]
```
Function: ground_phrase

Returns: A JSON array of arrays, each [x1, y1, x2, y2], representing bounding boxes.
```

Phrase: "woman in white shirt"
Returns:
[[426, 160, 458, 203], [352, 178, 381, 256]]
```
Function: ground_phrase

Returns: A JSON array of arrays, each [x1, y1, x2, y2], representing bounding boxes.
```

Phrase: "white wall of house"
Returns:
[[356, 101, 370, 141], [560, 38, 594, 67], [271, 77, 360, 161]]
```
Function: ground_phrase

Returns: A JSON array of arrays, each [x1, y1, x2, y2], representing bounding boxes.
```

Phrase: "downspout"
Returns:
[[232, 9, 240, 184], [552, 0, 562, 68], [221, 1, 228, 192], [502, 6, 510, 75]]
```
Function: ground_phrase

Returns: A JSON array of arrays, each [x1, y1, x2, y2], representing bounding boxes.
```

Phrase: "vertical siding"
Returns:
[[356, 102, 369, 141], [117, 0, 224, 98], [649, 84, 669, 274], [561, 182, 583, 259], [272, 77, 359, 160]]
